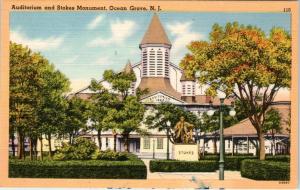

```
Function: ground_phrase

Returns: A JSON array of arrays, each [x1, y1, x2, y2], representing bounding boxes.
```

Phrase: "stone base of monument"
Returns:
[[173, 144, 199, 161]]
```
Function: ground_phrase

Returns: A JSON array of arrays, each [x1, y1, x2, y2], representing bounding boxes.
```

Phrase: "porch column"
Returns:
[[247, 136, 249, 154], [232, 136, 234, 156]]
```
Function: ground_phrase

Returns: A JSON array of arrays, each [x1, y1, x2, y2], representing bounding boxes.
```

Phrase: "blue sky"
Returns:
[[10, 12, 290, 92]]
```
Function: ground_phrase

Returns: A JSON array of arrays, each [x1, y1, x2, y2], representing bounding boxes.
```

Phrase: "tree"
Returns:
[[180, 23, 291, 160], [10, 42, 40, 159], [64, 96, 90, 145], [88, 79, 117, 151], [10, 42, 70, 159], [103, 69, 145, 152], [144, 103, 200, 159], [263, 108, 281, 155]]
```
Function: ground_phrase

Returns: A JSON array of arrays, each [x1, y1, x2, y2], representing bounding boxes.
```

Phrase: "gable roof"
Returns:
[[138, 77, 181, 99], [140, 13, 171, 47], [221, 102, 291, 137], [140, 91, 185, 104]]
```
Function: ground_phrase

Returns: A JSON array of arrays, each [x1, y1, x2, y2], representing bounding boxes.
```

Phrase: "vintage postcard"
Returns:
[[0, 0, 298, 189]]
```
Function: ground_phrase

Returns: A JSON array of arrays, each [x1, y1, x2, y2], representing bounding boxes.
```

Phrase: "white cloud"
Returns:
[[87, 15, 105, 30], [87, 19, 136, 47], [167, 22, 203, 60], [10, 30, 64, 51]]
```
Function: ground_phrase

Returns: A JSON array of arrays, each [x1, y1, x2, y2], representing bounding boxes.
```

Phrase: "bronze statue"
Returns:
[[174, 116, 195, 144]]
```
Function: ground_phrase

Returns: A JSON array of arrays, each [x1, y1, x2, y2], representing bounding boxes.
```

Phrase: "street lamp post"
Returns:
[[166, 120, 171, 160], [219, 98, 225, 180], [152, 138, 155, 159], [207, 95, 236, 180]]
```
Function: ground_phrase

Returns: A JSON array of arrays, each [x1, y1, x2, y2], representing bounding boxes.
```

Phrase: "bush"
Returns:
[[266, 155, 290, 162], [92, 150, 128, 161], [202, 155, 256, 170], [9, 154, 147, 179], [150, 160, 217, 172], [53, 137, 97, 160], [241, 159, 290, 180]]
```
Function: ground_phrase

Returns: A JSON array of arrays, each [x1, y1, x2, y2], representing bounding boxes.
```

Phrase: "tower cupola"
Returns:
[[140, 14, 171, 78]]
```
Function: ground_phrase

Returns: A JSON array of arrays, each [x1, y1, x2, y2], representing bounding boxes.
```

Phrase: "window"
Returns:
[[157, 138, 163, 149], [143, 138, 150, 149]]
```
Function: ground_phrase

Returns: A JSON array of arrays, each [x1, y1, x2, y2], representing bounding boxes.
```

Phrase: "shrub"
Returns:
[[202, 155, 256, 170], [9, 154, 147, 179], [266, 155, 290, 162], [241, 159, 290, 180], [92, 150, 128, 161], [150, 160, 217, 172], [53, 137, 97, 160]]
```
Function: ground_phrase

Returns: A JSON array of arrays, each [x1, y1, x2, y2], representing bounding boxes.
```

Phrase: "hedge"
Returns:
[[150, 160, 217, 172], [241, 159, 290, 180], [202, 155, 290, 171], [9, 154, 147, 179]]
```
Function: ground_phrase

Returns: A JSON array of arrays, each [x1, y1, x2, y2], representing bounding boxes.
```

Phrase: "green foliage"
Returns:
[[266, 155, 290, 162], [9, 42, 70, 158], [92, 150, 128, 161], [202, 155, 290, 170], [241, 159, 290, 180], [103, 69, 136, 100], [144, 103, 200, 143], [263, 108, 281, 133], [53, 137, 97, 160], [101, 69, 145, 151], [63, 97, 90, 143], [150, 160, 217, 172], [9, 155, 147, 179], [89, 79, 118, 131]]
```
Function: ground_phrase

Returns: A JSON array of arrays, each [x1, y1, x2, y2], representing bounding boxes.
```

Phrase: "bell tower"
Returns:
[[139, 14, 171, 78]]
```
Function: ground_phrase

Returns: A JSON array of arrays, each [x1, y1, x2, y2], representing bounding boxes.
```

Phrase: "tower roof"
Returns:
[[180, 71, 196, 81], [123, 60, 136, 81], [140, 14, 171, 47], [123, 60, 134, 74]]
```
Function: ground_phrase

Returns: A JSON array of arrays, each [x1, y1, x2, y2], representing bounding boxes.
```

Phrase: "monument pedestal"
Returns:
[[173, 144, 199, 161]]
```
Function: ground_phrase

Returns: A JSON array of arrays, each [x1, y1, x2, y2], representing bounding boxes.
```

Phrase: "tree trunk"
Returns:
[[29, 138, 33, 161], [48, 134, 52, 158], [17, 130, 24, 159], [113, 133, 117, 152], [34, 138, 38, 160], [272, 130, 276, 156], [167, 131, 170, 160], [39, 137, 43, 161], [11, 132, 16, 157], [213, 136, 217, 154], [258, 130, 266, 160], [123, 134, 129, 152], [97, 129, 102, 150]]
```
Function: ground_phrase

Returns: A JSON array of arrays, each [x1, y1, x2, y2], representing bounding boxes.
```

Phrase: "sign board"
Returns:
[[173, 144, 199, 161]]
